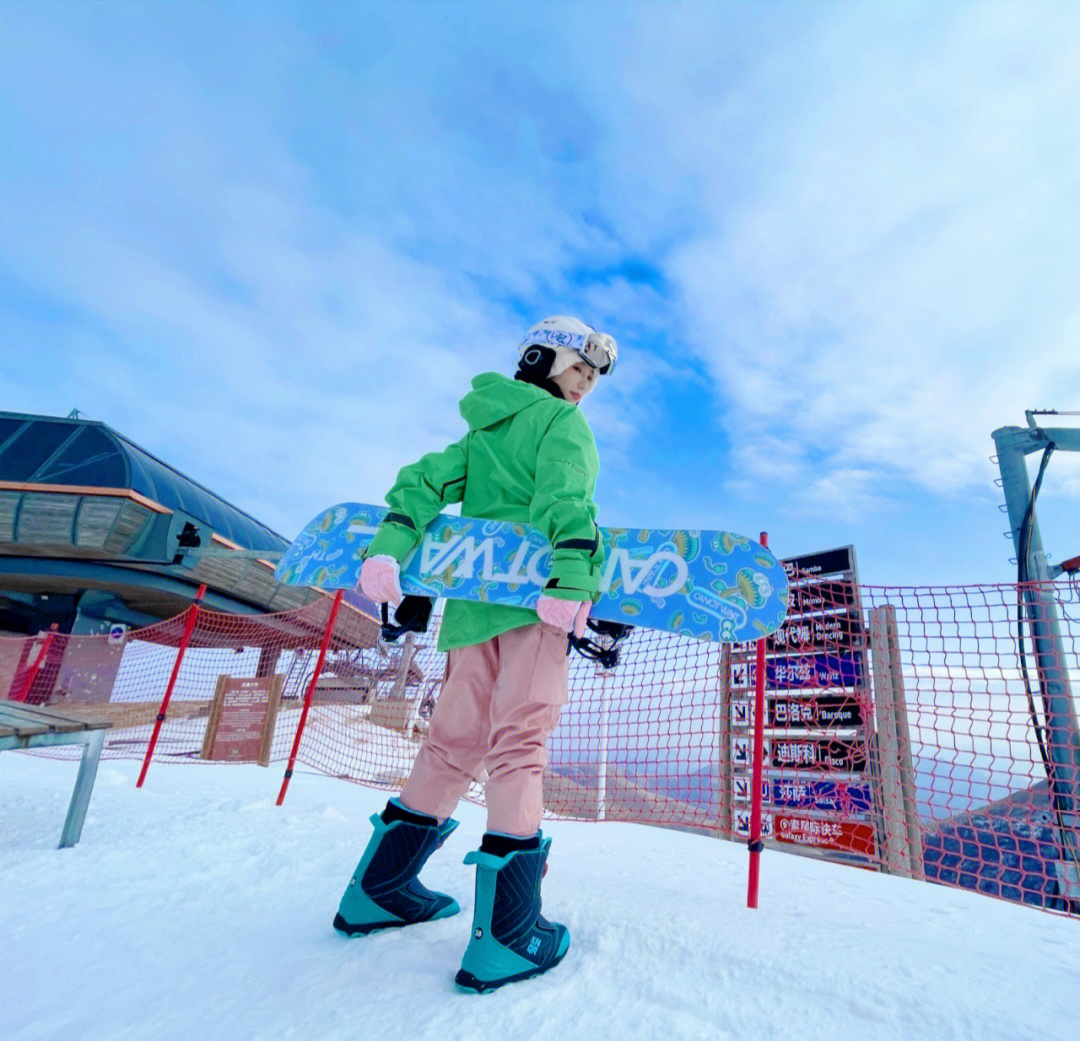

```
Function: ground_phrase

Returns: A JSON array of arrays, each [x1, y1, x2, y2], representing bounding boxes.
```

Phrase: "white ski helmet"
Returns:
[[518, 315, 618, 376]]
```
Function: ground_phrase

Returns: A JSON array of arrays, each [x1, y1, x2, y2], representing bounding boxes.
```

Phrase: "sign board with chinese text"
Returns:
[[766, 694, 866, 730], [787, 579, 857, 616], [725, 541, 879, 863], [782, 546, 854, 580], [733, 694, 866, 730], [201, 674, 284, 767], [730, 654, 864, 691], [764, 612, 865, 655], [770, 737, 868, 773], [770, 779, 873, 813], [773, 814, 877, 857]]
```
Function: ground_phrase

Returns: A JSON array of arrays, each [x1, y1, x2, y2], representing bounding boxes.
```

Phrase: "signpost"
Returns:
[[726, 544, 880, 866]]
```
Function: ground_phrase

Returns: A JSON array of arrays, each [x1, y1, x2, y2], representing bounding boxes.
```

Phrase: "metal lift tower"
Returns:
[[993, 412, 1080, 907]]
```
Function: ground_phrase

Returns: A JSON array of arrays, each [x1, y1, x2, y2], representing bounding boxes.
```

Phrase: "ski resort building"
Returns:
[[0, 409, 328, 636]]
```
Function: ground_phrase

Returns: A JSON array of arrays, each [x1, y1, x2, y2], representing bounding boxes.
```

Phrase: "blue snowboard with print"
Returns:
[[276, 503, 789, 644]]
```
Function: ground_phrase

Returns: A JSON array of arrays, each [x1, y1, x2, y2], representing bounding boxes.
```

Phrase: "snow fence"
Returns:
[[3, 578, 1079, 920]]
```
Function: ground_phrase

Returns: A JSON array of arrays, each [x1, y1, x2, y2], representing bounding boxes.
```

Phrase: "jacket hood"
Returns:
[[459, 372, 568, 431]]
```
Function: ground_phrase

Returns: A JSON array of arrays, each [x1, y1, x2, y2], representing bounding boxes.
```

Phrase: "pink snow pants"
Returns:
[[399, 622, 570, 836]]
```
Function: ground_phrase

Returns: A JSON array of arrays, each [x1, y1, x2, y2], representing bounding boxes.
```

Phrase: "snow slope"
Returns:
[[2, 754, 1077, 1041]]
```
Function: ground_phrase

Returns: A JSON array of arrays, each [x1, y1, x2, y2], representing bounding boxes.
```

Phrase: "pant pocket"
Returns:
[[525, 624, 571, 707]]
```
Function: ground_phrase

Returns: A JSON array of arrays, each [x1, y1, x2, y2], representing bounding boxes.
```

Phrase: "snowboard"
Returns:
[[276, 503, 789, 644]]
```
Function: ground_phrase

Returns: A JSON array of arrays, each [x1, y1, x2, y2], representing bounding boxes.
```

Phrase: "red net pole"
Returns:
[[276, 589, 344, 806], [136, 584, 206, 788], [747, 532, 769, 909]]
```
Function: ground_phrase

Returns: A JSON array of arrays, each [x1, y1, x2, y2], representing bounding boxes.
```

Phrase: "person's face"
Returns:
[[551, 360, 598, 405]]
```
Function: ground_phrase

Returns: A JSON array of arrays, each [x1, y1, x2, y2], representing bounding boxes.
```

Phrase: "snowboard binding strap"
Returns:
[[567, 617, 633, 669], [380, 597, 434, 643]]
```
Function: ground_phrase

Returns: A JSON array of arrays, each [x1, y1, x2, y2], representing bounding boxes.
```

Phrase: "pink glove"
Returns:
[[536, 595, 591, 638], [359, 555, 403, 607]]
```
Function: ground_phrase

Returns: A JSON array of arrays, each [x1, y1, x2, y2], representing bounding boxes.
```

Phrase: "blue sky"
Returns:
[[3, 0, 1080, 586]]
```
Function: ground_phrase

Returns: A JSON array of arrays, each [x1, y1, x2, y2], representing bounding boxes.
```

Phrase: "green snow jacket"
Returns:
[[365, 372, 604, 651]]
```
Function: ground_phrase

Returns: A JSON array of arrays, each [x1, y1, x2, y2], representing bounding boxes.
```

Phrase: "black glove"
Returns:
[[380, 596, 434, 642]]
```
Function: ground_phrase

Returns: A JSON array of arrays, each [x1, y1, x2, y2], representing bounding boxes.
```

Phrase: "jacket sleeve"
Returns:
[[530, 409, 604, 601], [365, 435, 469, 561]]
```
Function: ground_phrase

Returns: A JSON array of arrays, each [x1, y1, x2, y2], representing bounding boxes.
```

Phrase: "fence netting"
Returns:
[[3, 579, 1079, 920]]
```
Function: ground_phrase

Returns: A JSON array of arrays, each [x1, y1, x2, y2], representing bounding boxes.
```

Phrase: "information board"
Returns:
[[201, 674, 284, 767], [787, 579, 857, 616], [770, 737, 868, 772], [726, 542, 879, 863], [731, 654, 864, 691], [765, 611, 865, 654], [766, 694, 866, 730], [732, 777, 873, 813], [770, 779, 873, 813], [732, 694, 866, 730], [782, 547, 854, 579], [773, 815, 877, 857]]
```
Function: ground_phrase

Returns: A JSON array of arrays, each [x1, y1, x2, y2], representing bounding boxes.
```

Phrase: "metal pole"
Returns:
[[60, 729, 106, 848], [276, 590, 344, 806], [137, 584, 206, 788], [993, 424, 1080, 903], [597, 667, 609, 821], [747, 532, 769, 909]]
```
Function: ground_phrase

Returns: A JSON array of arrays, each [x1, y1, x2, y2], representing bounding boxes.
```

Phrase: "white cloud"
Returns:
[[652, 3, 1080, 502], [5, 0, 1080, 575]]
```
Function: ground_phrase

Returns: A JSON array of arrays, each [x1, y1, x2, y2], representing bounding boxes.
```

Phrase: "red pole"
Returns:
[[11, 624, 59, 703], [137, 584, 206, 788], [276, 589, 344, 806], [747, 532, 769, 909]]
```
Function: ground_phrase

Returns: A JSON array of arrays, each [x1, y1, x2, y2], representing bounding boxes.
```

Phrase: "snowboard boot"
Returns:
[[455, 832, 570, 993], [333, 799, 460, 936]]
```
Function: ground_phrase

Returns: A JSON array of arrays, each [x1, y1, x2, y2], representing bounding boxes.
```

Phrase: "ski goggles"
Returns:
[[524, 328, 618, 374]]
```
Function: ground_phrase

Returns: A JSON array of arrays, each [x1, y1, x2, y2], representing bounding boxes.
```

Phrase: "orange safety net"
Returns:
[[3, 579, 1078, 919]]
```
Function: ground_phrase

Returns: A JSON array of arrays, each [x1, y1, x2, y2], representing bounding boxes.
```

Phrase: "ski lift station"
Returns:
[[0, 409, 371, 639]]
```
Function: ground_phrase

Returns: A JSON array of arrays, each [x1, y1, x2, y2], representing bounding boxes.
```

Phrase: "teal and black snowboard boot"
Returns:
[[334, 799, 460, 936], [455, 832, 570, 993]]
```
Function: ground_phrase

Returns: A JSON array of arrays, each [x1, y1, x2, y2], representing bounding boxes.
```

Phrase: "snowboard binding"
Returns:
[[380, 596, 434, 642], [567, 617, 633, 669]]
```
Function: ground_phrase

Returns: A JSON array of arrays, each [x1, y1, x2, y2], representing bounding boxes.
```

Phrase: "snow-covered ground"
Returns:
[[2, 753, 1077, 1041]]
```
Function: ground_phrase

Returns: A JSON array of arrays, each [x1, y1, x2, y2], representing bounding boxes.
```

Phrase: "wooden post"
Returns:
[[276, 590, 343, 806], [885, 607, 924, 879], [717, 642, 732, 838], [136, 584, 206, 788], [869, 605, 924, 878], [368, 633, 423, 731]]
